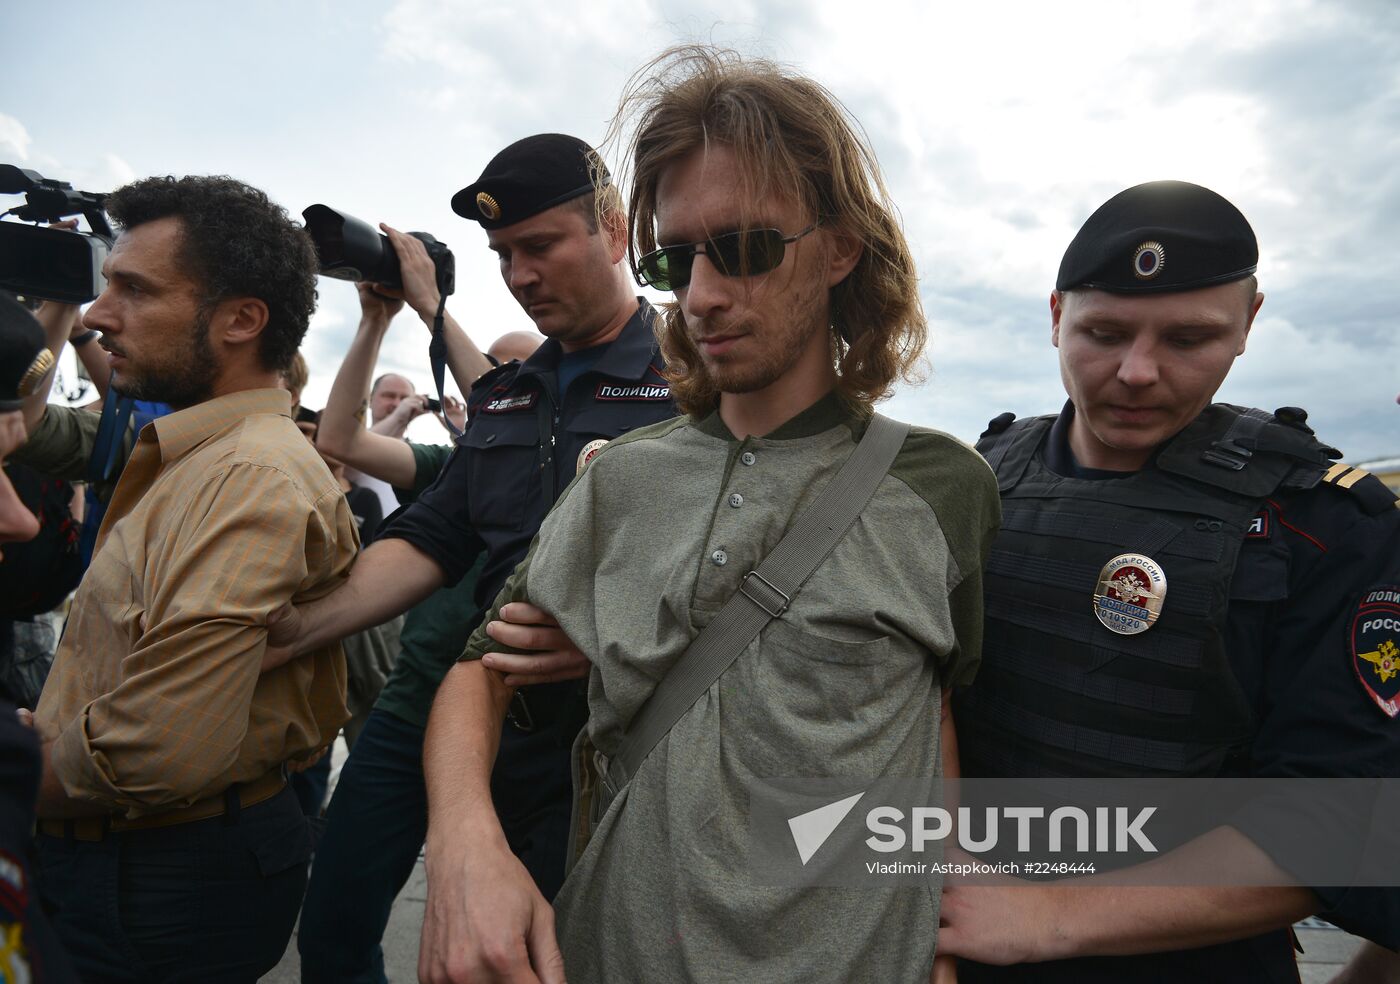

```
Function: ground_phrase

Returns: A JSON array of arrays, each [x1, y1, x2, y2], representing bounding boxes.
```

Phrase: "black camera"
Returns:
[[424, 397, 442, 413], [0, 165, 113, 304], [302, 205, 455, 296]]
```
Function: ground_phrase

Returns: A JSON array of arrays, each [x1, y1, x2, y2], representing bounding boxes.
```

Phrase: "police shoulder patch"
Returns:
[[0, 849, 25, 917], [1350, 585, 1400, 718]]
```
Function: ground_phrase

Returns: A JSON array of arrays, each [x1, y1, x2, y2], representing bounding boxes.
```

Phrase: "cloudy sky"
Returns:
[[4, 0, 1397, 457]]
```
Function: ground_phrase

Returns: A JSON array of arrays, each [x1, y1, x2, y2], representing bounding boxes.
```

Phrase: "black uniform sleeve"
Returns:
[[378, 438, 484, 587], [1235, 485, 1400, 947]]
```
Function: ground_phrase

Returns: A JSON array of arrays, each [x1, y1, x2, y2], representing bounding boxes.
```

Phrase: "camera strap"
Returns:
[[428, 293, 462, 439]]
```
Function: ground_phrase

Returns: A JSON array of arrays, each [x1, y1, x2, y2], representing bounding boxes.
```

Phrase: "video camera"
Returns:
[[0, 165, 113, 304], [302, 205, 455, 297]]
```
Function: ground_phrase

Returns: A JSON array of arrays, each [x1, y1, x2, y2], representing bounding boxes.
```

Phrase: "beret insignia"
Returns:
[[1133, 241, 1166, 280], [476, 192, 501, 221], [17, 348, 55, 398]]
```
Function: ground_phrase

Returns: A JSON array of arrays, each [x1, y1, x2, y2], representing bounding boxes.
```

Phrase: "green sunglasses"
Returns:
[[633, 223, 819, 291]]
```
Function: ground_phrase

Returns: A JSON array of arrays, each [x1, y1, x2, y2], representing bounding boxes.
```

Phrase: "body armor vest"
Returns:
[[957, 404, 1335, 779]]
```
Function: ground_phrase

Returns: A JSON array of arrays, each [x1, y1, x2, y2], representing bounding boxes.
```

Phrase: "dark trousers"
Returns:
[[297, 704, 574, 983], [33, 783, 312, 984], [297, 709, 429, 984]]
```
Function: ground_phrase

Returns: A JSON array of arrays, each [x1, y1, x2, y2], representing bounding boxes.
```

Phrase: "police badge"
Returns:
[[1093, 553, 1167, 635], [577, 438, 608, 475]]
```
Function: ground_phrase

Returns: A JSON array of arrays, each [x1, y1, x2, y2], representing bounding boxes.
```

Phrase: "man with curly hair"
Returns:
[[416, 47, 998, 984], [27, 175, 359, 982]]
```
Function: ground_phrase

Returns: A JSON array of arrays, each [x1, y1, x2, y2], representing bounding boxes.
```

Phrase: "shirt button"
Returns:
[[741, 451, 756, 466], [711, 549, 728, 566], [728, 493, 744, 508]]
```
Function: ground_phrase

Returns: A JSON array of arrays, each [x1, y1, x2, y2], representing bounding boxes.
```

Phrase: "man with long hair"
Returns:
[[417, 47, 998, 983]]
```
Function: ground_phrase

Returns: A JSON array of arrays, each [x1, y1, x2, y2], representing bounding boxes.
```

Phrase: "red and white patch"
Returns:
[[1246, 510, 1270, 539], [577, 439, 609, 475], [1350, 586, 1400, 718]]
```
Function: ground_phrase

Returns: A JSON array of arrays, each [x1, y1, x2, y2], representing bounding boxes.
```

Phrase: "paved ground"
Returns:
[[263, 866, 1367, 982]]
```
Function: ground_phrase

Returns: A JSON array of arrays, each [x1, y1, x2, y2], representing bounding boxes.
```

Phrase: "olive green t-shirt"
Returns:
[[373, 442, 483, 729], [463, 393, 1000, 983]]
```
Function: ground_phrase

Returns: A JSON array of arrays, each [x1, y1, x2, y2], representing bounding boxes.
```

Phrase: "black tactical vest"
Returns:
[[957, 404, 1336, 779]]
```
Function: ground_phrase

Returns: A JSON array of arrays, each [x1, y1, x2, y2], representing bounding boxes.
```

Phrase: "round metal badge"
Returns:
[[1093, 553, 1168, 635], [1132, 240, 1166, 280], [17, 348, 55, 397], [476, 192, 501, 221], [577, 438, 609, 474]]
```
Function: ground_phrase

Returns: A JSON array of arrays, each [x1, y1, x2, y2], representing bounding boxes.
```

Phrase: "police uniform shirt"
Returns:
[[959, 402, 1400, 982], [381, 299, 674, 612]]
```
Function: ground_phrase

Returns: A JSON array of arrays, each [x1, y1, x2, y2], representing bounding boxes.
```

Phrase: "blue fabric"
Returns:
[[79, 396, 171, 566], [554, 345, 604, 401]]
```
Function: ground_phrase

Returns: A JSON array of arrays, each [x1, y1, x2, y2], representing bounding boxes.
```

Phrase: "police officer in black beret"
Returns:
[[0, 294, 77, 982], [268, 135, 676, 910], [940, 181, 1400, 980]]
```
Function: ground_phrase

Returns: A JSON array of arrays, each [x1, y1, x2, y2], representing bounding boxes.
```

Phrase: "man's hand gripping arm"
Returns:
[[264, 537, 445, 670]]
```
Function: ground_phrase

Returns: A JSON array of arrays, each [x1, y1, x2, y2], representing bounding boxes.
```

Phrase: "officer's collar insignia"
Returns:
[[1132, 240, 1166, 280], [476, 192, 502, 221], [1093, 553, 1167, 635], [482, 392, 536, 413], [577, 438, 608, 475], [1350, 586, 1400, 718], [17, 348, 55, 398]]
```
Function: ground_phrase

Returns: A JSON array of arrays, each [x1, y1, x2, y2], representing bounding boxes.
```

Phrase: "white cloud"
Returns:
[[0, 113, 30, 162]]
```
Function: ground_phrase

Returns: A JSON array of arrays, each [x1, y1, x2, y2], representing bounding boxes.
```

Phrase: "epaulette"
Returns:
[[1318, 462, 1400, 516], [980, 412, 1017, 440], [466, 359, 522, 416]]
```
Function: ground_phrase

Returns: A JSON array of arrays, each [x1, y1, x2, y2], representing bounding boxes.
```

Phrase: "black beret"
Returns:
[[0, 294, 53, 413], [451, 133, 607, 230], [1056, 180, 1258, 294]]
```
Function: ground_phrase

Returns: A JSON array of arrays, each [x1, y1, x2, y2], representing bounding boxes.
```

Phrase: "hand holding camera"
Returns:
[[378, 223, 450, 326], [355, 280, 406, 328]]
